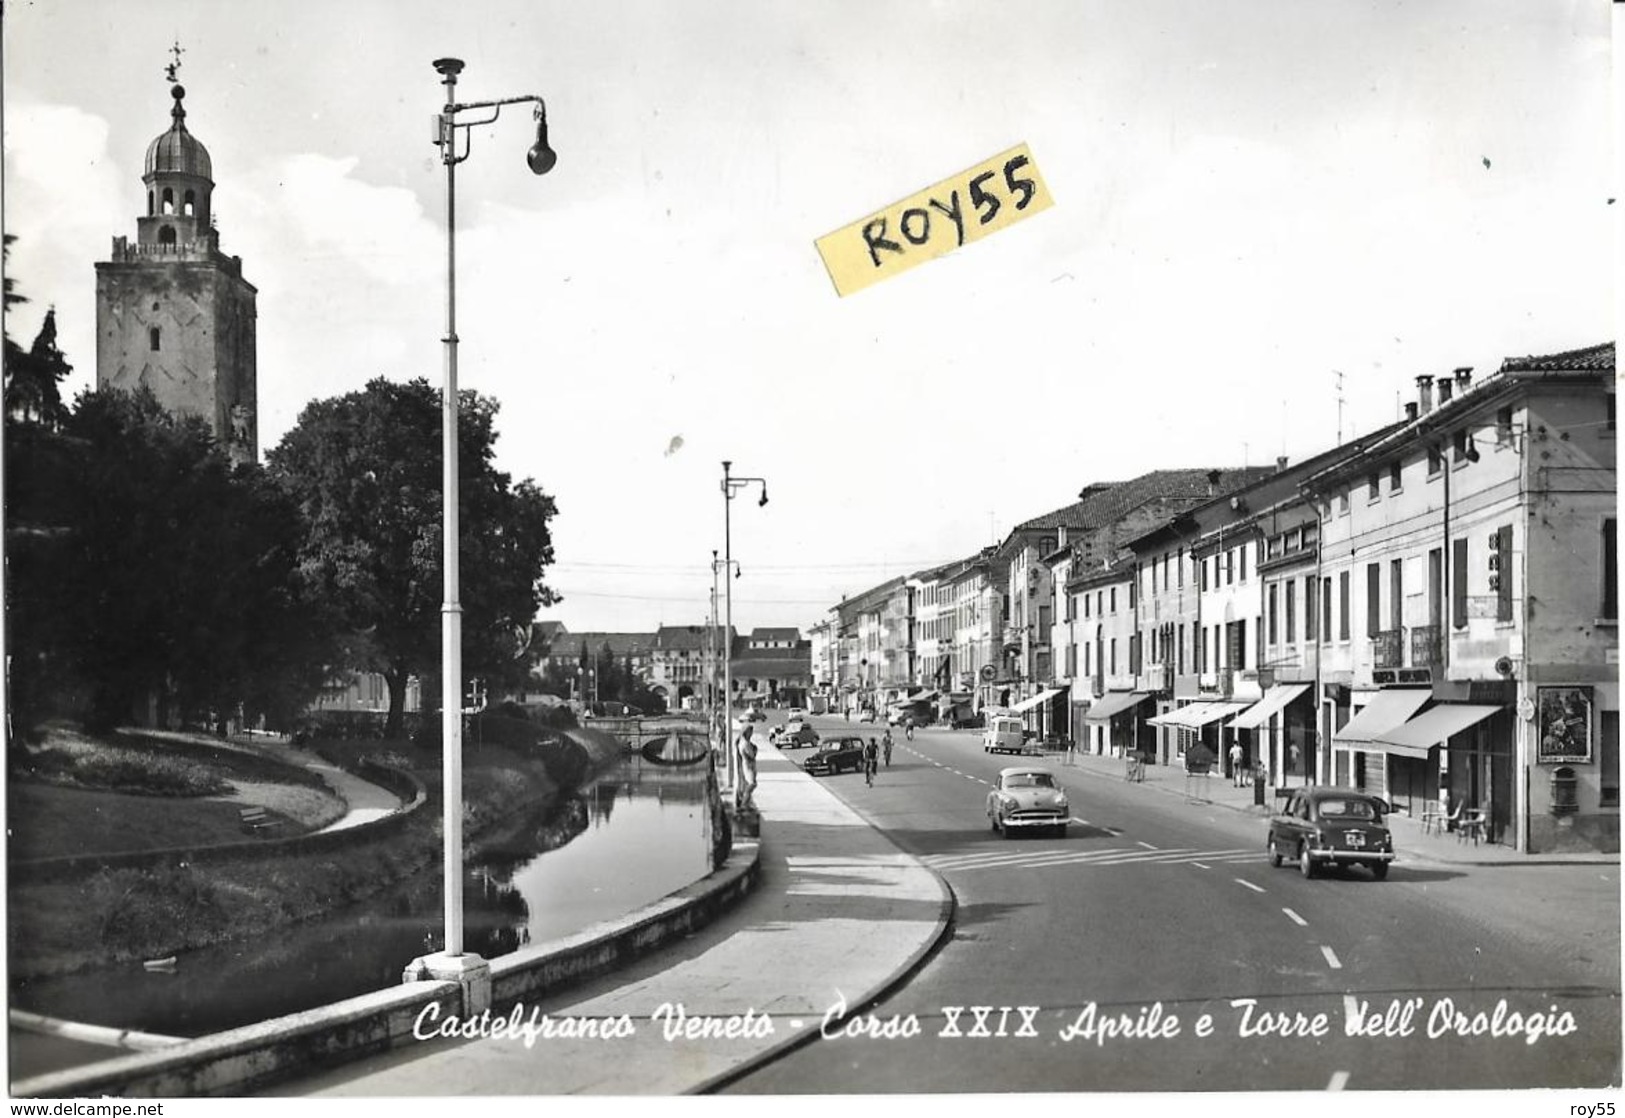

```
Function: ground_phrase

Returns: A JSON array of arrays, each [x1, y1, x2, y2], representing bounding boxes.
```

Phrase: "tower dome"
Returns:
[[144, 84, 213, 181]]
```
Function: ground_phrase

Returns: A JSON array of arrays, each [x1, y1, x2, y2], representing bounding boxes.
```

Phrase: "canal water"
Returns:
[[10, 752, 716, 1039]]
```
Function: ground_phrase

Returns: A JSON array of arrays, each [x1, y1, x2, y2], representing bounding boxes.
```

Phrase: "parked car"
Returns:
[[1268, 787, 1395, 880], [983, 715, 1029, 754], [952, 711, 985, 730], [986, 766, 1069, 837], [857, 708, 876, 724], [780, 722, 820, 749], [746, 709, 767, 722], [786, 707, 807, 722], [802, 735, 867, 776]]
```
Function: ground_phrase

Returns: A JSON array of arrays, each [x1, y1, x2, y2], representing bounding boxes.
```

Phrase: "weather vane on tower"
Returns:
[[164, 39, 185, 84]]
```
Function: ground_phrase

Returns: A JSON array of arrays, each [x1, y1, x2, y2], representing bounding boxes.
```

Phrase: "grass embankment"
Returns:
[[7, 726, 569, 980], [8, 726, 347, 860]]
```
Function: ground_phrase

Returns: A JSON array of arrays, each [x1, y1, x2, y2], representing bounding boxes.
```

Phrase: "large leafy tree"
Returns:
[[267, 377, 558, 739], [9, 386, 331, 732]]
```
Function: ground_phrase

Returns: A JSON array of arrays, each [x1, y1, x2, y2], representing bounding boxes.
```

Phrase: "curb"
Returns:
[[688, 754, 959, 1095], [1064, 757, 1619, 868]]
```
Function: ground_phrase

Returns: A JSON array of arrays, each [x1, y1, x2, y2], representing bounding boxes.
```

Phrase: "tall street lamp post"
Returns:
[[720, 461, 767, 795], [407, 58, 556, 1012]]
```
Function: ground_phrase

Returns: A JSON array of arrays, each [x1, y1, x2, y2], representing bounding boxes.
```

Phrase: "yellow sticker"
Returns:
[[815, 143, 1054, 297]]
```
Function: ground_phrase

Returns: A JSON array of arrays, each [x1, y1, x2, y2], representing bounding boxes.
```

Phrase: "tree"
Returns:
[[9, 386, 332, 732], [2, 238, 71, 430], [266, 377, 558, 739]]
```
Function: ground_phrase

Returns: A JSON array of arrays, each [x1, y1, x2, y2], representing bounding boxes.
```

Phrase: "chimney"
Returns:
[[1206, 468, 1223, 495], [1438, 378, 1454, 405], [1454, 366, 1473, 393], [1404, 401, 1419, 421], [1275, 455, 1290, 473], [1416, 374, 1434, 415]]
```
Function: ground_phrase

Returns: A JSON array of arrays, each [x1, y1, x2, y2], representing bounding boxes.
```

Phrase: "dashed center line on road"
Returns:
[[1282, 907, 1308, 927], [1320, 945, 1343, 970], [1234, 878, 1265, 893], [1136, 841, 1158, 850], [1191, 862, 1212, 870]]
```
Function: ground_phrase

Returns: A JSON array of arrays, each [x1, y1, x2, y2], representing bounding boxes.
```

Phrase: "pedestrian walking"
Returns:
[[882, 727, 894, 767], [904, 717, 915, 741], [863, 737, 879, 786], [1229, 741, 1244, 786]]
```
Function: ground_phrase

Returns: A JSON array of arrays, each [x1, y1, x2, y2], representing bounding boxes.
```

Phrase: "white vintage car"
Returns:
[[986, 766, 1070, 838]]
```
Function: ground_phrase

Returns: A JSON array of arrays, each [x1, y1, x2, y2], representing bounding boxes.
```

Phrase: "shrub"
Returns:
[[17, 745, 231, 797]]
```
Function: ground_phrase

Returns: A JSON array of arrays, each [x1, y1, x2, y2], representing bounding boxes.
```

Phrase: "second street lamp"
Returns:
[[408, 58, 555, 1011]]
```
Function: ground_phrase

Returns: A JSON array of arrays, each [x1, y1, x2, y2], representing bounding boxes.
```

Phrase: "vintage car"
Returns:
[[986, 766, 1070, 837], [778, 722, 820, 749], [802, 735, 867, 776], [857, 708, 877, 724], [1268, 786, 1395, 879]]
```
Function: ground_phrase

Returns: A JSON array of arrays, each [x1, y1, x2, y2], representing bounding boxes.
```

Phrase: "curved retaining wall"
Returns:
[[9, 761, 427, 884], [13, 840, 761, 1098]]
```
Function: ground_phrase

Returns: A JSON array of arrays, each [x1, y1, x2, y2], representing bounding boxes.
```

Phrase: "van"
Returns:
[[982, 715, 1028, 755]]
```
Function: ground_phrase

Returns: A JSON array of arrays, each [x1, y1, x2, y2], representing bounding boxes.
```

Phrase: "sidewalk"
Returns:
[[271, 743, 952, 1096], [1051, 747, 1619, 867]]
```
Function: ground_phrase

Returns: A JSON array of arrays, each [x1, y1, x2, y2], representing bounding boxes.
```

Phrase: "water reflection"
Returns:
[[11, 754, 714, 1039]]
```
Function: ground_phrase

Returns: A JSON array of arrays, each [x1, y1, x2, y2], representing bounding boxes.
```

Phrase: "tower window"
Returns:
[[149, 327, 161, 352], [161, 188, 175, 215], [183, 190, 196, 217], [158, 225, 177, 246], [148, 190, 156, 216]]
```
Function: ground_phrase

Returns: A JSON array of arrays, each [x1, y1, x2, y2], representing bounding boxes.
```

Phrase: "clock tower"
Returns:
[[95, 64, 258, 464]]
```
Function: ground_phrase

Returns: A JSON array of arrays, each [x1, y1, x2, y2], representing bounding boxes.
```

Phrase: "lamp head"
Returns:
[[526, 105, 557, 175]]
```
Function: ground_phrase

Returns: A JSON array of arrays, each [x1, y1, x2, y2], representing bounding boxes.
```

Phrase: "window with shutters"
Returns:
[[1338, 571, 1350, 641], [1604, 519, 1618, 622], [1452, 538, 1469, 629], [1493, 525, 1513, 623], [1366, 563, 1381, 639]]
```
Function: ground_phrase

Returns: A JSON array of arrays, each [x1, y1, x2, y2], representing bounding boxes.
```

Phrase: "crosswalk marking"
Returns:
[[925, 846, 1259, 873]]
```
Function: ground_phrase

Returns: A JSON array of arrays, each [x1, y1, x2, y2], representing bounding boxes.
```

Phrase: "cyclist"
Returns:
[[903, 716, 915, 741], [863, 737, 879, 787], [881, 727, 894, 767]]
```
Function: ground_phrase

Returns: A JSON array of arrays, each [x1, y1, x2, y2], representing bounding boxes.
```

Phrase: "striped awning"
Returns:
[[1334, 689, 1432, 749], [1229, 683, 1312, 731], [1370, 703, 1502, 760]]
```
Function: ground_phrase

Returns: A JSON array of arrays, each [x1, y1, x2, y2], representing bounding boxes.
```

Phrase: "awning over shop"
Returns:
[[1229, 683, 1313, 731], [1083, 691, 1150, 723], [1333, 689, 1432, 749], [1011, 687, 1065, 713], [1146, 702, 1211, 728], [1371, 703, 1502, 760], [1147, 700, 1251, 729]]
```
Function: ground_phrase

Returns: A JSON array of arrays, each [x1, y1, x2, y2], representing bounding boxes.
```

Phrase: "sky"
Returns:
[[5, 0, 1615, 639]]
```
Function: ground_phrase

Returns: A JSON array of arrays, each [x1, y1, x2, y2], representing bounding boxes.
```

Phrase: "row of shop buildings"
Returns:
[[809, 342, 1617, 854]]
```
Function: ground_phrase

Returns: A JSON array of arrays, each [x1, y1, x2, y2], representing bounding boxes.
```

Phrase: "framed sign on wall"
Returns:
[[1537, 686, 1594, 763]]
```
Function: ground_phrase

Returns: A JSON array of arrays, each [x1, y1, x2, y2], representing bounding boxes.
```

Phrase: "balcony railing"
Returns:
[[1411, 625, 1442, 668], [1371, 628, 1404, 670], [1199, 669, 1233, 698]]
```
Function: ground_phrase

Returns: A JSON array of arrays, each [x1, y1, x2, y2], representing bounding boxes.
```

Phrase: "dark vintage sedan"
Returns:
[[1268, 787, 1395, 879], [802, 735, 867, 776]]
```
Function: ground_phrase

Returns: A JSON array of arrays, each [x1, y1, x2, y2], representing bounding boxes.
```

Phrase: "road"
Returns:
[[729, 715, 1621, 1093]]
